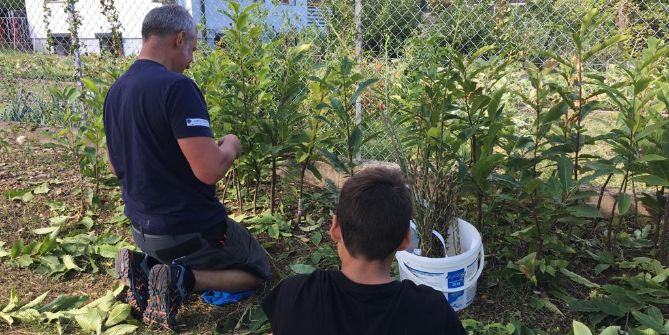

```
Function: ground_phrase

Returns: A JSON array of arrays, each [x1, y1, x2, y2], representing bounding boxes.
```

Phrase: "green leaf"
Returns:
[[22, 292, 49, 310], [593, 298, 627, 317], [559, 268, 600, 288], [471, 153, 504, 186], [636, 154, 667, 163], [21, 191, 33, 203], [96, 245, 119, 259], [103, 324, 138, 335], [12, 308, 41, 323], [529, 297, 564, 316], [349, 126, 363, 153], [319, 149, 348, 174], [542, 101, 569, 124], [557, 156, 573, 193], [39, 294, 88, 312], [470, 45, 496, 61], [583, 35, 627, 62], [0, 311, 14, 325], [268, 224, 280, 239], [290, 263, 316, 274], [33, 183, 50, 195], [645, 306, 664, 326], [349, 78, 378, 105], [632, 310, 665, 333], [594, 263, 611, 275], [573, 320, 593, 335], [12, 308, 42, 323], [75, 307, 105, 334], [32, 226, 60, 235], [49, 215, 71, 226], [15, 255, 33, 267], [104, 303, 131, 327], [569, 204, 603, 218], [2, 288, 18, 313], [0, 242, 8, 259], [6, 188, 33, 203], [427, 127, 441, 140], [62, 255, 82, 271], [618, 193, 632, 216], [599, 326, 621, 335], [633, 174, 669, 187], [79, 216, 95, 229]]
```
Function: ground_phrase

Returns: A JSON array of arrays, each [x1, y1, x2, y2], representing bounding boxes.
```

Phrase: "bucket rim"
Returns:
[[396, 218, 482, 265]]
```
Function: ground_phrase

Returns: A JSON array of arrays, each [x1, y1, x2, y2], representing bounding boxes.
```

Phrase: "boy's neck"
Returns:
[[340, 253, 395, 285]]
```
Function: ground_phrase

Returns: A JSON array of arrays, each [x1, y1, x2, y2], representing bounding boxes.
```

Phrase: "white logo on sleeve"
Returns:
[[186, 118, 210, 128]]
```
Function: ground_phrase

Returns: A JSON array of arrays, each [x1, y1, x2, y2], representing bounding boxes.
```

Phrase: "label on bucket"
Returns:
[[447, 290, 465, 310], [447, 268, 465, 289]]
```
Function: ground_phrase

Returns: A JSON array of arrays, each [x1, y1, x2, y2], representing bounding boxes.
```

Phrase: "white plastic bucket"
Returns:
[[395, 218, 484, 311]]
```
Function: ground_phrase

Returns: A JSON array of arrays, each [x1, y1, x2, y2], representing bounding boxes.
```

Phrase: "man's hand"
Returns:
[[218, 134, 242, 159]]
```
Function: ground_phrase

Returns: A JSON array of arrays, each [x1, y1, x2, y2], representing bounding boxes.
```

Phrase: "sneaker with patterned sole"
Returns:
[[143, 264, 189, 329], [114, 248, 149, 318]]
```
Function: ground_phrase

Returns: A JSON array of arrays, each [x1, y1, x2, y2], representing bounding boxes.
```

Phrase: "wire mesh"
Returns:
[[0, 0, 667, 161]]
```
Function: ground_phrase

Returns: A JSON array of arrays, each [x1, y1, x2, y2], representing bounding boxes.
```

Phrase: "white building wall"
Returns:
[[24, 0, 311, 55], [25, 0, 161, 55]]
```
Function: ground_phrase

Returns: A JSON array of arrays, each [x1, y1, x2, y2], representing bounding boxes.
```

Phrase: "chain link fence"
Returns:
[[0, 0, 667, 160]]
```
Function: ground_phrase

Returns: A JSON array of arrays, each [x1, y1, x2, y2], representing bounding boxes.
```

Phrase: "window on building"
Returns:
[[96, 32, 123, 55], [280, 0, 297, 5], [51, 33, 71, 56], [214, 33, 227, 48]]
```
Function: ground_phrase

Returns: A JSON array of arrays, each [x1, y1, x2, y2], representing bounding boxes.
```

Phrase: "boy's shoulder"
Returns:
[[275, 269, 329, 289], [398, 279, 452, 309]]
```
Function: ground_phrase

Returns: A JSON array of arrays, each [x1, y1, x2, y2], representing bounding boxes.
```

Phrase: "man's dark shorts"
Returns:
[[132, 219, 271, 280]]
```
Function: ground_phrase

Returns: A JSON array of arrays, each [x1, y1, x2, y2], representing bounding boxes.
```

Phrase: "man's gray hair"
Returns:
[[142, 5, 196, 40]]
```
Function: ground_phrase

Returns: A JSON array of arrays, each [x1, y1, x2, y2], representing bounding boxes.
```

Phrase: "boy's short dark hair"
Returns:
[[336, 166, 412, 261]]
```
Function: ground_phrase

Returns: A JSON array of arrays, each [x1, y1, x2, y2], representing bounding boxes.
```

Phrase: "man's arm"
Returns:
[[178, 134, 241, 185]]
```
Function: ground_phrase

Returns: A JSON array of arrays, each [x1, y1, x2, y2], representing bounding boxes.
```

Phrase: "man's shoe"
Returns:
[[142, 264, 189, 329], [114, 248, 149, 318]]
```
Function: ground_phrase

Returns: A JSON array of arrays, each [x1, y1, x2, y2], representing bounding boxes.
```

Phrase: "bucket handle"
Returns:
[[398, 244, 485, 293], [431, 229, 448, 257]]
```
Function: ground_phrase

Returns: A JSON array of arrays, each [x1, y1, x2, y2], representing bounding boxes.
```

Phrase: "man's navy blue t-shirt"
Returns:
[[103, 59, 227, 235]]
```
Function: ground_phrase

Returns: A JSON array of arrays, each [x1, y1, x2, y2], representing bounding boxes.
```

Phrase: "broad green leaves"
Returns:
[[573, 321, 593, 335], [0, 285, 136, 334]]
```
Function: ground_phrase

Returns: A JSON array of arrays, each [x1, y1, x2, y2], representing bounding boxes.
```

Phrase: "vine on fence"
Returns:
[[64, 0, 83, 90], [41, 0, 54, 51], [99, 0, 123, 57]]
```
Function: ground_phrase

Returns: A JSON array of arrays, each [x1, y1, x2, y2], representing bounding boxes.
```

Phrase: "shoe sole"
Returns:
[[115, 248, 133, 286], [115, 248, 145, 318], [143, 264, 175, 329]]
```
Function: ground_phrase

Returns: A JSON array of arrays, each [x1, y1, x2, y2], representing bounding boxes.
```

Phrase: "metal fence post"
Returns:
[[66, 0, 83, 92], [354, 0, 362, 162]]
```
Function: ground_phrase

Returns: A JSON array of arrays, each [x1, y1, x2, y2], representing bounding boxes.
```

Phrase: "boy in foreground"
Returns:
[[262, 167, 466, 335]]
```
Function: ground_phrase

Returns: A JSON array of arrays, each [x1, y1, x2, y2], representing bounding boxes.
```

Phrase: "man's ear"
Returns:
[[396, 228, 412, 251], [330, 215, 342, 243], [175, 31, 187, 47]]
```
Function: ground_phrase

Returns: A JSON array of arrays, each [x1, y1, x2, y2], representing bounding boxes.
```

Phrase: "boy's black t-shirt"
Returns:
[[103, 59, 227, 235], [262, 269, 467, 335]]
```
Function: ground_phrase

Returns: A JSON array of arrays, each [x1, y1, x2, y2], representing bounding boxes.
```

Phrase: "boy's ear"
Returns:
[[396, 228, 411, 251], [330, 215, 342, 243]]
